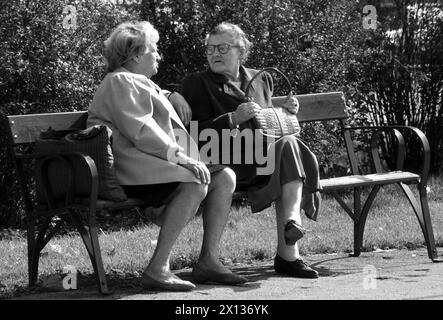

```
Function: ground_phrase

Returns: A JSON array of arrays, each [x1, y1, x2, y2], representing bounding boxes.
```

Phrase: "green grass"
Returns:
[[1, 179, 442, 298]]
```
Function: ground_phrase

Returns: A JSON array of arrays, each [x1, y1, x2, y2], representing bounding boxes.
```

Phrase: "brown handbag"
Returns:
[[244, 67, 300, 138]]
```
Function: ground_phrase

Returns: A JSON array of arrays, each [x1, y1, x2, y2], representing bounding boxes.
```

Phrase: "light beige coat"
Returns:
[[88, 67, 200, 186]]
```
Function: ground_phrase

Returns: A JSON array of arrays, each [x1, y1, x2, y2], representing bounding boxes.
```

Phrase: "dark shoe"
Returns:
[[284, 220, 307, 245], [274, 254, 319, 278], [192, 264, 248, 285], [141, 273, 196, 291]]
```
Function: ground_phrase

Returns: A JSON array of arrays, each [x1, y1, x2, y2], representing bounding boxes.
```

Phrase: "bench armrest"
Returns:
[[35, 152, 99, 209], [344, 125, 430, 184]]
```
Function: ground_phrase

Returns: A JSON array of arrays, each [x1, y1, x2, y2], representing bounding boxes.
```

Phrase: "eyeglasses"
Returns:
[[206, 43, 241, 55]]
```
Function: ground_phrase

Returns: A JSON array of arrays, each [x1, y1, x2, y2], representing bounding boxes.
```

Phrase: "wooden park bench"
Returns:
[[2, 91, 441, 294]]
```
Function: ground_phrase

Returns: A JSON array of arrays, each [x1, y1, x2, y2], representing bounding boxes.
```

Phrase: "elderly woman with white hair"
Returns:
[[179, 22, 322, 278], [88, 21, 247, 291]]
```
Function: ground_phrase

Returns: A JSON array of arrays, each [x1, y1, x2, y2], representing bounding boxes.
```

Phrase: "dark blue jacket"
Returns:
[[181, 66, 273, 186]]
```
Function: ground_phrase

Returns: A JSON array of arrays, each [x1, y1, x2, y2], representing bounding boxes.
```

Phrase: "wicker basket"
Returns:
[[244, 67, 300, 138]]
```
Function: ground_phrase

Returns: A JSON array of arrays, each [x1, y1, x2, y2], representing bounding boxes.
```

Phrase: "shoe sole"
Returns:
[[284, 222, 306, 245], [274, 267, 319, 279]]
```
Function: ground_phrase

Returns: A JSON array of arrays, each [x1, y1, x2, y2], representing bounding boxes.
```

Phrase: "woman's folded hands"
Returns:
[[234, 101, 262, 124], [176, 151, 211, 184]]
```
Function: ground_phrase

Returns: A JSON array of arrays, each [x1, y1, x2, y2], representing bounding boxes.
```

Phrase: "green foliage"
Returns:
[[0, 0, 137, 112], [352, 1, 443, 172], [141, 0, 368, 93]]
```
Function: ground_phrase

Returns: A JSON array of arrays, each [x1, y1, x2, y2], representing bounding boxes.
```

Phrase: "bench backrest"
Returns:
[[4, 111, 88, 145], [4, 91, 348, 146], [1, 91, 354, 211], [272, 91, 348, 123]]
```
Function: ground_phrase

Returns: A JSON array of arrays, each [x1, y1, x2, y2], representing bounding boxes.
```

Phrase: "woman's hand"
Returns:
[[176, 152, 211, 184], [168, 92, 192, 126], [282, 93, 299, 114], [233, 101, 262, 125]]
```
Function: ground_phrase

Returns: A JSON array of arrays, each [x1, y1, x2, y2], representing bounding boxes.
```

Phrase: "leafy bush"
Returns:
[[353, 1, 443, 173]]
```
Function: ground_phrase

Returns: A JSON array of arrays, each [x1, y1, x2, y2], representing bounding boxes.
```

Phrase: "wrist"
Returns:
[[166, 91, 175, 101], [231, 112, 239, 128], [176, 151, 191, 164]]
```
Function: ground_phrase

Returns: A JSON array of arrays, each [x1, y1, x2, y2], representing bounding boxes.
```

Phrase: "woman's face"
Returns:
[[206, 33, 243, 80], [138, 43, 161, 78]]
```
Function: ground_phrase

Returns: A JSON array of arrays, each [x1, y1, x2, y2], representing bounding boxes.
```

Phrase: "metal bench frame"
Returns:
[[2, 91, 441, 295]]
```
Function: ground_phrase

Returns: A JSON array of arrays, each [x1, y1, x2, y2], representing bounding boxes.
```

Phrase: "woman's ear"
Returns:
[[239, 48, 246, 62], [133, 55, 141, 63]]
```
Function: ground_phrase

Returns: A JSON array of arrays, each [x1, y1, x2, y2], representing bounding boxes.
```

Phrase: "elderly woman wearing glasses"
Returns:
[[177, 22, 322, 278], [88, 21, 247, 291]]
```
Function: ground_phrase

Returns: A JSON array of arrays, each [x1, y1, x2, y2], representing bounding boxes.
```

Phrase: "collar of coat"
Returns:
[[114, 67, 187, 131], [204, 65, 262, 102]]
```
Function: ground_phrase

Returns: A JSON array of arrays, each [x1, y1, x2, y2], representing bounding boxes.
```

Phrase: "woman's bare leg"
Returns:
[[274, 179, 318, 278], [192, 168, 247, 284], [198, 168, 236, 272], [143, 182, 207, 282], [275, 179, 303, 261]]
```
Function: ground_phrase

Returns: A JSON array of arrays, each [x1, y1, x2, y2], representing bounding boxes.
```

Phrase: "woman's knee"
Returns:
[[177, 182, 208, 202], [212, 167, 237, 193]]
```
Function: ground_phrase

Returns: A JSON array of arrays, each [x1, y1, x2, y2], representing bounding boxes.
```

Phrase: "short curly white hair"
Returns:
[[103, 21, 159, 72]]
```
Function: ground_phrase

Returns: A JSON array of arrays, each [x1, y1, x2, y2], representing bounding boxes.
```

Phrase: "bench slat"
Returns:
[[320, 171, 420, 190], [7, 111, 88, 144], [6, 91, 348, 145], [36, 197, 149, 211], [272, 91, 348, 122], [81, 197, 148, 210]]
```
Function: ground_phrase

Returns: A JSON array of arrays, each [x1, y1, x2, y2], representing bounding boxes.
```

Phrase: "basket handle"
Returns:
[[244, 67, 296, 138], [244, 67, 294, 101]]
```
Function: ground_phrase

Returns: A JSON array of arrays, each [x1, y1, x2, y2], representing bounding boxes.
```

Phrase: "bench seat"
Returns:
[[320, 171, 420, 190]]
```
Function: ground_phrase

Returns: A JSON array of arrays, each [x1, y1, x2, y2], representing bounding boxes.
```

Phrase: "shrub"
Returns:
[[353, 1, 443, 173]]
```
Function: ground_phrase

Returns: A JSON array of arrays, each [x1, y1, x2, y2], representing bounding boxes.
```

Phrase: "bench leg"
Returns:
[[27, 214, 66, 289], [26, 216, 39, 288], [351, 189, 362, 257], [400, 183, 441, 262], [69, 208, 111, 294], [352, 186, 381, 257]]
